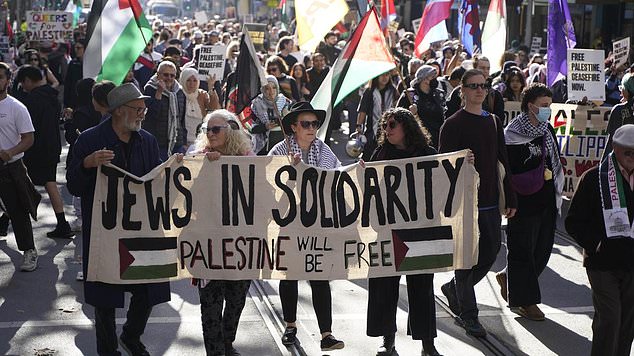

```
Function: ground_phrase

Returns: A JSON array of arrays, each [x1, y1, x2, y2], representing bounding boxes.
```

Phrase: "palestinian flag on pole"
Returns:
[[391, 226, 454, 271], [119, 237, 178, 280], [83, 0, 152, 85], [312, 7, 395, 141], [227, 27, 267, 131]]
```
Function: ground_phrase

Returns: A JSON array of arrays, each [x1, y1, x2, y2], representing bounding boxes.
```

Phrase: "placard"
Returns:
[[612, 37, 630, 68], [26, 11, 73, 42], [412, 18, 421, 33], [530, 36, 542, 54], [244, 23, 267, 52], [87, 153, 479, 284], [0, 36, 10, 59], [197, 44, 226, 81], [194, 11, 208, 25], [567, 49, 605, 102]]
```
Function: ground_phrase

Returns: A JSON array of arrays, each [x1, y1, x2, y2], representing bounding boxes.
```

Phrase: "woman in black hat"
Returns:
[[267, 101, 345, 352]]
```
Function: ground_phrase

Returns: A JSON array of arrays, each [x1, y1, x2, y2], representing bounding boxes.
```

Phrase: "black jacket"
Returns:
[[21, 84, 62, 166]]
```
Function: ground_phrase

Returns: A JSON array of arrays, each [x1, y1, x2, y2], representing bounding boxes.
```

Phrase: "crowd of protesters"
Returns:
[[0, 8, 633, 356]]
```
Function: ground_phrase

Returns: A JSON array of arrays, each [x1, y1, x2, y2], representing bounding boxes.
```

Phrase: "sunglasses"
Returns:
[[381, 119, 402, 130], [297, 120, 321, 129], [122, 104, 148, 116], [206, 124, 229, 134], [463, 83, 491, 90]]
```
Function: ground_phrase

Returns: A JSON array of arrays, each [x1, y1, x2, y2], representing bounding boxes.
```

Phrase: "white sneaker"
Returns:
[[20, 249, 38, 272], [69, 218, 82, 232]]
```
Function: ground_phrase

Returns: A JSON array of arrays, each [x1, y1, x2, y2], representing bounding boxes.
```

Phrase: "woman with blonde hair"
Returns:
[[187, 110, 253, 356]]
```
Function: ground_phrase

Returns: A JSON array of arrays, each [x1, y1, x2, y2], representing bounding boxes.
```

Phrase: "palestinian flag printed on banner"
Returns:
[[312, 7, 395, 141], [119, 237, 178, 280], [391, 226, 454, 271], [83, 0, 152, 85]]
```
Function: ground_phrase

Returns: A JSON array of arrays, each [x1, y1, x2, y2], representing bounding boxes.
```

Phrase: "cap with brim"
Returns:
[[108, 83, 150, 111], [613, 124, 634, 149], [411, 65, 437, 87], [282, 101, 326, 134]]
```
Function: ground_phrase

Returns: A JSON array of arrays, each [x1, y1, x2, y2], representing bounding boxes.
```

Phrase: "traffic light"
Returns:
[[183, 0, 192, 12]]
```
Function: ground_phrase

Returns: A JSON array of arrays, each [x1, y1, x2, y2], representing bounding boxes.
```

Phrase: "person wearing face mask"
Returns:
[[397, 65, 447, 149], [495, 83, 563, 321]]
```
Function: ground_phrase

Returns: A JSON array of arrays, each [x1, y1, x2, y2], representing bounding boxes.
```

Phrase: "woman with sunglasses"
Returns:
[[267, 101, 345, 352], [250, 75, 291, 155], [496, 83, 562, 321], [366, 107, 442, 356], [187, 110, 253, 356], [22, 49, 59, 89]]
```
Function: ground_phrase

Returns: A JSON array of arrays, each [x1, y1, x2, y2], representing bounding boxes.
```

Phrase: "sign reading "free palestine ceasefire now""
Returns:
[[87, 152, 480, 284]]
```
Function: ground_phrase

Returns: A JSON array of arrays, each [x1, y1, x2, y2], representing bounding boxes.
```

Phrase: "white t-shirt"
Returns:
[[0, 95, 34, 163]]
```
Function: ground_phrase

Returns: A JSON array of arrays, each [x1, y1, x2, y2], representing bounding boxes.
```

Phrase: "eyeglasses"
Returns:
[[297, 120, 321, 129], [160, 72, 176, 78], [463, 83, 490, 90], [206, 124, 229, 134], [122, 104, 148, 116]]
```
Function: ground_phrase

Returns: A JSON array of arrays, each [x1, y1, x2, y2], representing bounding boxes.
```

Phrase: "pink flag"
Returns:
[[414, 0, 454, 57]]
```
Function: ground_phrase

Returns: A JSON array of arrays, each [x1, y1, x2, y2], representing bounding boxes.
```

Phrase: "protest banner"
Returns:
[[530, 36, 542, 54], [566, 49, 605, 102], [26, 11, 73, 42], [197, 44, 226, 81], [612, 37, 630, 68], [0, 36, 10, 59], [87, 152, 479, 284], [244, 23, 267, 52], [503, 101, 610, 198], [194, 11, 208, 25]]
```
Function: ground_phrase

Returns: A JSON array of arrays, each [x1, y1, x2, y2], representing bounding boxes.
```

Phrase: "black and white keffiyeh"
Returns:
[[268, 135, 340, 169], [505, 112, 564, 211]]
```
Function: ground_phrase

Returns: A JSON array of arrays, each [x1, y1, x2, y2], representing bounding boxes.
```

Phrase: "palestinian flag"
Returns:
[[227, 27, 267, 131], [119, 237, 178, 280], [392, 226, 454, 272], [83, 0, 152, 85], [311, 7, 395, 141]]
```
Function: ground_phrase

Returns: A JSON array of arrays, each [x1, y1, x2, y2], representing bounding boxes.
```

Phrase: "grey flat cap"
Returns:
[[107, 83, 149, 111], [613, 124, 634, 149]]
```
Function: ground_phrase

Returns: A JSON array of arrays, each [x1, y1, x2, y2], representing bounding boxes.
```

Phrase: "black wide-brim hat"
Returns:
[[282, 101, 327, 134]]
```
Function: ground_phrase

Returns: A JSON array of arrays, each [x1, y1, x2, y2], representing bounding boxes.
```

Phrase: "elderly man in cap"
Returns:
[[66, 83, 169, 356], [566, 124, 634, 356]]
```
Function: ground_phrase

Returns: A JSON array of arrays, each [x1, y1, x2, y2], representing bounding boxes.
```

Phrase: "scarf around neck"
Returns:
[[599, 152, 634, 239], [147, 75, 182, 154], [505, 112, 564, 211]]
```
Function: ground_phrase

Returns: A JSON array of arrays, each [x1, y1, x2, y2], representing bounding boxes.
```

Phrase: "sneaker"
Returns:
[[456, 317, 487, 338], [281, 326, 297, 345], [513, 304, 545, 321], [20, 249, 38, 272], [46, 222, 75, 239], [0, 213, 9, 236], [440, 281, 460, 316], [377, 334, 395, 356], [69, 218, 82, 232], [495, 272, 508, 302], [119, 334, 150, 356], [320, 334, 344, 351]]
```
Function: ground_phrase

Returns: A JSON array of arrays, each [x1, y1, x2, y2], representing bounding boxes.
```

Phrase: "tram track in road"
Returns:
[[250, 280, 307, 356], [434, 296, 516, 356]]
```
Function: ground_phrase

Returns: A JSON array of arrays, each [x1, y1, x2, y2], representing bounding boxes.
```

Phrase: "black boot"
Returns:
[[376, 334, 395, 356], [0, 213, 9, 237], [422, 338, 442, 356], [225, 342, 240, 356]]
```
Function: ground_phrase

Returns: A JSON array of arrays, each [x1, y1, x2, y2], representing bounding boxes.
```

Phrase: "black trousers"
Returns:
[[94, 287, 152, 356], [367, 274, 436, 340], [279, 280, 332, 334], [199, 280, 251, 356], [506, 206, 556, 307], [452, 208, 502, 320], [587, 269, 634, 356], [0, 160, 34, 251]]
